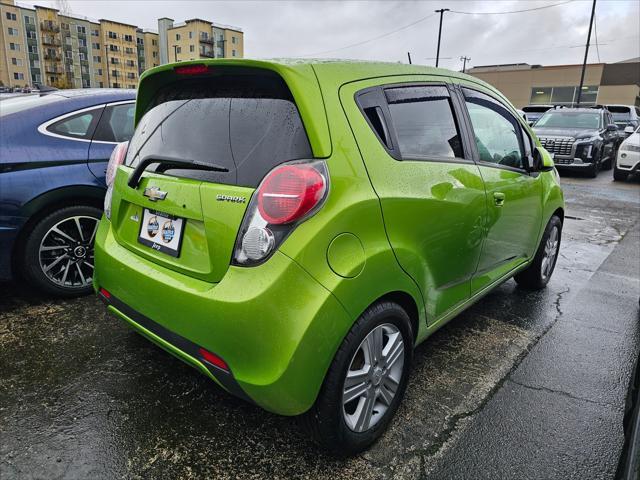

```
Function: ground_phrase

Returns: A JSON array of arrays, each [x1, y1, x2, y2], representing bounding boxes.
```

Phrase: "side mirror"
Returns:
[[532, 146, 554, 172], [624, 125, 635, 134], [607, 124, 618, 132]]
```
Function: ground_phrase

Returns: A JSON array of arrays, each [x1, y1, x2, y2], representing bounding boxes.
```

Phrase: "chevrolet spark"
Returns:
[[95, 59, 563, 454]]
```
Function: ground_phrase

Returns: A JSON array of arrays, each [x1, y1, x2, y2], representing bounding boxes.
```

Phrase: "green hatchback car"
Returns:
[[94, 59, 563, 454]]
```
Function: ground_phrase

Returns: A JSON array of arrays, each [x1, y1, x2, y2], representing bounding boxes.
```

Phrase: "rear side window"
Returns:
[[47, 108, 101, 139], [93, 102, 135, 142], [126, 73, 312, 187], [385, 86, 463, 160]]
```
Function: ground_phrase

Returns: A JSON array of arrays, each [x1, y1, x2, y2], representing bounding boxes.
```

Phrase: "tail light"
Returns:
[[104, 141, 128, 220], [106, 141, 129, 187], [233, 160, 328, 266]]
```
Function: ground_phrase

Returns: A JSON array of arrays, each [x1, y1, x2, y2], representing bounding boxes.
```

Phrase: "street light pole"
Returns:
[[576, 0, 596, 106], [434, 8, 449, 67]]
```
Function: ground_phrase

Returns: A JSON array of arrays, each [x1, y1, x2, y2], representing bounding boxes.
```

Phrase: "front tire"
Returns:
[[515, 215, 562, 290], [613, 163, 628, 182], [22, 205, 101, 297], [303, 301, 413, 455]]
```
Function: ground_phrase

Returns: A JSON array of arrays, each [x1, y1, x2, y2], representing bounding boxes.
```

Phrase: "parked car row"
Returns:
[[0, 89, 136, 296]]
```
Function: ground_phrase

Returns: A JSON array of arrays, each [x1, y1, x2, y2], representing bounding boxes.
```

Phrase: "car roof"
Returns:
[[45, 88, 136, 101]]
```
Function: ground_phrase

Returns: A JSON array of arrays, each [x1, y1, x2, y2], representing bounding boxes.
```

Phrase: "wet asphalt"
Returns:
[[1, 171, 639, 480]]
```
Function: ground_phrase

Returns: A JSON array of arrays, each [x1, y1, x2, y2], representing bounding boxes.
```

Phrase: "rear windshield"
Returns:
[[535, 111, 601, 129], [125, 72, 312, 187]]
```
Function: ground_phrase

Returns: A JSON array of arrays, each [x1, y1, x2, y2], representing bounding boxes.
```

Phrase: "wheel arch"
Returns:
[[11, 185, 105, 274], [364, 290, 420, 344]]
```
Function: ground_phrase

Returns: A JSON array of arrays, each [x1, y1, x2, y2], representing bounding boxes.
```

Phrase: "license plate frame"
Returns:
[[137, 208, 185, 258]]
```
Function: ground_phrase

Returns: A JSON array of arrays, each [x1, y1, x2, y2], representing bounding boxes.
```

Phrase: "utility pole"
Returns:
[[105, 43, 110, 87], [460, 55, 470, 73], [576, 0, 596, 106], [407, 52, 412, 64], [434, 8, 449, 67]]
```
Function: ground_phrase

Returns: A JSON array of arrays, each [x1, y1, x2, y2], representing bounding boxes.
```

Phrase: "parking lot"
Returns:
[[1, 171, 638, 479]]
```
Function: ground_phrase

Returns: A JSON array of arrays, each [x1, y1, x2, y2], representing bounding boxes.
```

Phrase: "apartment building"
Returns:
[[0, 1, 242, 89], [158, 17, 243, 64]]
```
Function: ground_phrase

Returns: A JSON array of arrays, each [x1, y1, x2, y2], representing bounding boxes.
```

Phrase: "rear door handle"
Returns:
[[493, 192, 505, 206]]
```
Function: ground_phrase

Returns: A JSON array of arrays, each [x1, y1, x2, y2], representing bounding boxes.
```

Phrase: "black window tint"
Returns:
[[385, 86, 463, 160], [47, 108, 101, 139], [363, 106, 391, 148], [93, 103, 135, 142], [463, 88, 525, 170], [126, 72, 311, 187]]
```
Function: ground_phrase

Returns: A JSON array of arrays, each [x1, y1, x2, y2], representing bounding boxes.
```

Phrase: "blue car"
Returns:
[[0, 89, 136, 296]]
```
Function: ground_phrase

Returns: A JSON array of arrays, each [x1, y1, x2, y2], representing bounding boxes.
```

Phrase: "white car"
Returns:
[[614, 125, 640, 181]]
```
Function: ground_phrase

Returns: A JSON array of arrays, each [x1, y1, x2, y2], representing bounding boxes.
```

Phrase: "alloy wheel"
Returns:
[[38, 215, 99, 288], [541, 225, 559, 281], [342, 323, 405, 433]]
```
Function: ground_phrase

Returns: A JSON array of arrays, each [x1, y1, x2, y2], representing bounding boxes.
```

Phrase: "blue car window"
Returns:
[[48, 109, 101, 140], [93, 103, 135, 143]]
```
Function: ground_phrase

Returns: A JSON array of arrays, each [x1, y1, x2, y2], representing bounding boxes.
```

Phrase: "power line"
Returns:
[[300, 12, 437, 57], [593, 9, 601, 62], [450, 0, 575, 15]]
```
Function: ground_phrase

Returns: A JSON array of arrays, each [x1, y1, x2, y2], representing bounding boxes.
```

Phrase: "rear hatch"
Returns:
[[109, 65, 315, 283]]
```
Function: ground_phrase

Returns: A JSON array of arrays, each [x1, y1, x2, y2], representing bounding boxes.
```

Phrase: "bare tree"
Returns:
[[55, 0, 72, 16]]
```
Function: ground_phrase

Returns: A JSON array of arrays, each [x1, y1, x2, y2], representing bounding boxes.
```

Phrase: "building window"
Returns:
[[65, 36, 72, 46], [25, 16, 33, 24], [232, 49, 236, 57], [108, 31, 117, 39], [14, 72, 24, 80], [529, 86, 599, 106], [152, 39, 157, 46], [92, 42, 100, 49], [189, 31, 193, 39], [8, 27, 19, 36], [77, 25, 86, 34], [232, 36, 236, 44], [11, 58, 23, 66], [99, 81, 104, 87], [109, 44, 119, 52], [127, 72, 135, 79], [176, 46, 182, 53], [126, 60, 135, 67], [152, 51, 157, 58], [97, 68, 102, 75], [124, 34, 133, 42], [79, 38, 87, 47], [9, 43, 20, 51], [176, 33, 181, 40], [92, 29, 99, 36], [79, 52, 86, 61], [6, 12, 17, 21], [93, 55, 101, 62], [27, 31, 37, 39], [190, 45, 194, 52], [110, 57, 119, 64]]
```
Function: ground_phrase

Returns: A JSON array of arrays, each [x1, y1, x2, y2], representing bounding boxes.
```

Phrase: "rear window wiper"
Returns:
[[128, 154, 229, 188]]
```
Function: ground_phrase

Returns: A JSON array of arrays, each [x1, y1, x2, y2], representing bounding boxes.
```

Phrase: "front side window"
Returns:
[[463, 88, 524, 169], [385, 85, 464, 160]]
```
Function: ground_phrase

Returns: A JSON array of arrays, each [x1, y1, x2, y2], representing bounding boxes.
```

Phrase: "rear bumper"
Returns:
[[94, 218, 353, 416]]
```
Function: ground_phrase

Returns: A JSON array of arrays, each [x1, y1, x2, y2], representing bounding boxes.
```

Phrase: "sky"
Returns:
[[23, 0, 640, 71]]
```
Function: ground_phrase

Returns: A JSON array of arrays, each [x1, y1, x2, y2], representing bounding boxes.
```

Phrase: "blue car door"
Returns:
[[88, 101, 136, 184]]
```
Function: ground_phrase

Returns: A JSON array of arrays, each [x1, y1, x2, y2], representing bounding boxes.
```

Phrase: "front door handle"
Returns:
[[493, 192, 505, 207]]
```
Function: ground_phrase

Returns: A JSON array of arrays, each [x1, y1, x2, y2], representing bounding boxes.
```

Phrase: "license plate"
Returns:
[[138, 208, 185, 258]]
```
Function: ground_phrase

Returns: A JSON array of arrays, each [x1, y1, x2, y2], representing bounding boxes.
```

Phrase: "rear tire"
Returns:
[[303, 301, 413, 455], [22, 205, 101, 297], [515, 215, 562, 290]]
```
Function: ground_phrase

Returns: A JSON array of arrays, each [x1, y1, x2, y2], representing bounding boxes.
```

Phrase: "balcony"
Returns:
[[199, 37, 214, 45], [44, 64, 62, 74], [40, 22, 60, 33], [42, 37, 61, 46], [200, 51, 215, 58], [44, 53, 62, 61]]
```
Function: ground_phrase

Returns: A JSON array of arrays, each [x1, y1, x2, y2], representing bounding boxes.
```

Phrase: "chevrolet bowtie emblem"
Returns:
[[143, 186, 167, 202]]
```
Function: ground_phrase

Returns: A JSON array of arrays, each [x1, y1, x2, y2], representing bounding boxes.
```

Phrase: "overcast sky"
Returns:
[[26, 0, 640, 70]]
